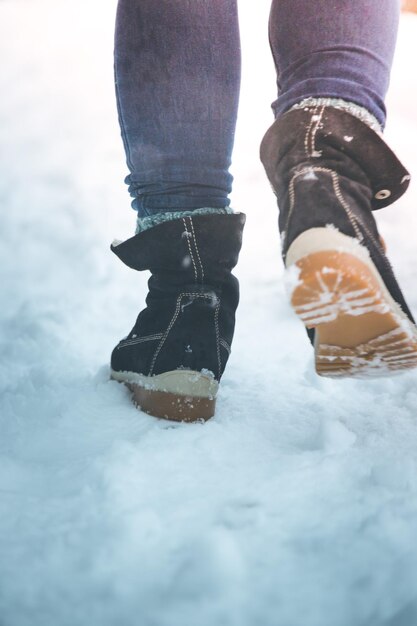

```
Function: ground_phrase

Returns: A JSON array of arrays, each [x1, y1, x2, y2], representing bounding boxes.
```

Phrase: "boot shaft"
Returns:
[[111, 213, 245, 381], [260, 106, 409, 208], [111, 213, 245, 285], [260, 106, 410, 260]]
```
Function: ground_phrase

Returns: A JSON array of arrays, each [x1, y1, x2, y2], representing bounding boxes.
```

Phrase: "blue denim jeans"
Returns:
[[114, 0, 400, 217]]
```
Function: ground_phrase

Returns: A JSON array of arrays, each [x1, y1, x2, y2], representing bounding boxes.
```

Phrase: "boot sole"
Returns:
[[286, 228, 417, 378], [110, 369, 218, 422]]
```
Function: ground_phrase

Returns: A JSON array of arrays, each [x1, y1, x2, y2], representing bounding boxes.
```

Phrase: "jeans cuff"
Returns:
[[135, 207, 234, 234]]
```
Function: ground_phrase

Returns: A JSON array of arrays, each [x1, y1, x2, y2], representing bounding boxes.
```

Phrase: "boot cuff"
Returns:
[[111, 212, 246, 273], [260, 106, 410, 210]]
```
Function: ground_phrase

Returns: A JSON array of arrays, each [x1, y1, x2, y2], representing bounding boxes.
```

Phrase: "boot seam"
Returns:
[[311, 106, 325, 157], [219, 338, 231, 355], [284, 166, 382, 254], [148, 292, 219, 377], [149, 295, 183, 376], [182, 218, 199, 283], [304, 105, 318, 157], [117, 333, 164, 349], [189, 217, 205, 283], [304, 106, 325, 158], [330, 169, 383, 251], [214, 299, 222, 379]]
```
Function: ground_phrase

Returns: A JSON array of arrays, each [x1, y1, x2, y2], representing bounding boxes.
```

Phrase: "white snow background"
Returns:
[[1, 2, 417, 625]]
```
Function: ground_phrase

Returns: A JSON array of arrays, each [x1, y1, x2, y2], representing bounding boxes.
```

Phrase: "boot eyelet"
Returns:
[[375, 189, 391, 200]]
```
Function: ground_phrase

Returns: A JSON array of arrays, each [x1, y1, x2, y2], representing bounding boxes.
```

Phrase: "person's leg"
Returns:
[[268, 0, 400, 128], [261, 0, 417, 377], [111, 0, 245, 421], [114, 0, 241, 230]]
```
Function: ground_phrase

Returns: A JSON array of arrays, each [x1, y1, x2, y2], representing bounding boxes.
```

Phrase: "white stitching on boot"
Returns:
[[284, 166, 383, 252], [182, 218, 198, 282], [149, 295, 183, 376], [189, 217, 205, 283], [117, 333, 164, 349], [309, 106, 325, 158], [330, 170, 382, 250], [214, 299, 222, 378], [148, 292, 219, 377], [219, 338, 231, 355], [304, 105, 319, 157], [304, 106, 325, 158]]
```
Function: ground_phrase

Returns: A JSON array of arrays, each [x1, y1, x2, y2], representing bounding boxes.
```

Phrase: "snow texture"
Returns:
[[2, 2, 417, 625]]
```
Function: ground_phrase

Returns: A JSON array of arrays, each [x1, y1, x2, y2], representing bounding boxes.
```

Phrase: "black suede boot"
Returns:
[[260, 105, 417, 377], [110, 213, 245, 420]]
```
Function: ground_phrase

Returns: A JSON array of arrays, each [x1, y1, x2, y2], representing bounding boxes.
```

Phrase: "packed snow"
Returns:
[[2, 2, 417, 625]]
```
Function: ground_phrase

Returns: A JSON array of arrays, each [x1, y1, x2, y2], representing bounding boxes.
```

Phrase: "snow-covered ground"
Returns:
[[2, 2, 417, 625]]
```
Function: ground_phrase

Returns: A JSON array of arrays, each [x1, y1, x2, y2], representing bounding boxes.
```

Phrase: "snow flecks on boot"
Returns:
[[292, 266, 390, 327], [317, 326, 417, 378], [290, 97, 382, 134], [286, 229, 417, 378]]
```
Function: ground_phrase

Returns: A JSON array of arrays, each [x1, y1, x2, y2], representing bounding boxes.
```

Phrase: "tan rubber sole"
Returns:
[[286, 229, 417, 378], [126, 383, 215, 422], [111, 369, 218, 422]]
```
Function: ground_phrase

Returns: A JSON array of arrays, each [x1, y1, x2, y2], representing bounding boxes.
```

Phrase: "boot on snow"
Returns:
[[260, 104, 417, 377], [110, 213, 245, 421]]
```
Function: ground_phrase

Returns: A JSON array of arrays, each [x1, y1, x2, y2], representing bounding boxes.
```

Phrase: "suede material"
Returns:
[[261, 106, 410, 210], [260, 106, 415, 326], [278, 166, 374, 253], [111, 214, 245, 380], [112, 213, 245, 279]]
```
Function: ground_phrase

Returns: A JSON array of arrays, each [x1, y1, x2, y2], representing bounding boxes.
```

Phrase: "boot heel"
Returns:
[[286, 228, 417, 377], [111, 369, 218, 421]]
